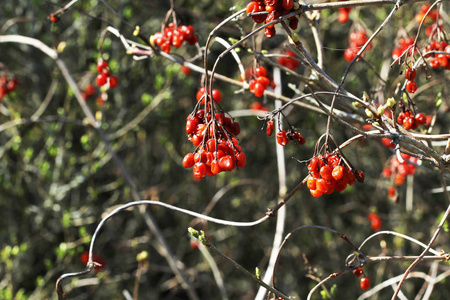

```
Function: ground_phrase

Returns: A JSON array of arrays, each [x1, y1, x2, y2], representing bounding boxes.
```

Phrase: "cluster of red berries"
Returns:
[[337, 0, 352, 24], [265, 120, 305, 146], [0, 76, 19, 102], [403, 67, 418, 93], [184, 87, 244, 179], [415, 4, 439, 24], [96, 59, 118, 89], [368, 212, 382, 231], [278, 50, 299, 71], [246, 0, 298, 38], [249, 66, 272, 97], [152, 23, 198, 53], [353, 268, 370, 290], [397, 109, 427, 130], [425, 41, 450, 70], [391, 37, 414, 61], [306, 153, 364, 197], [382, 153, 417, 191], [183, 137, 246, 178], [344, 30, 372, 62]]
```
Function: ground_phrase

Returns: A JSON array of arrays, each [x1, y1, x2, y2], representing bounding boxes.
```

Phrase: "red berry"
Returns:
[[415, 113, 426, 125], [236, 152, 247, 168], [255, 66, 267, 78], [266, 121, 274, 136], [368, 212, 382, 231], [180, 65, 192, 75], [353, 268, 363, 277], [404, 67, 416, 81], [97, 60, 108, 73], [281, 0, 294, 10], [320, 165, 333, 181], [183, 153, 195, 168], [332, 165, 344, 181], [360, 277, 371, 290], [219, 155, 236, 171], [193, 162, 207, 178], [292, 132, 306, 145], [212, 89, 222, 102], [50, 13, 59, 23], [96, 73, 108, 86], [108, 75, 118, 88], [276, 130, 289, 146], [253, 82, 265, 97], [310, 189, 323, 197], [406, 80, 417, 93], [338, 10, 349, 24]]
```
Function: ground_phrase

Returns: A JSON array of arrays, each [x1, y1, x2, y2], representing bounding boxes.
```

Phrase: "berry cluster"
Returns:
[[265, 120, 305, 146], [246, 0, 299, 38], [183, 89, 245, 179], [249, 66, 271, 97], [397, 110, 427, 130], [415, 4, 439, 24], [96, 59, 118, 89], [0, 76, 19, 103], [306, 153, 364, 197], [391, 37, 414, 61], [278, 50, 299, 71], [344, 30, 372, 62], [368, 212, 382, 231], [152, 23, 198, 53], [338, 0, 352, 24], [425, 41, 450, 70], [382, 153, 417, 196]]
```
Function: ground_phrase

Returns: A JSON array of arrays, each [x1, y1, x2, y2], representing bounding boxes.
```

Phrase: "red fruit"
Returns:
[[281, 0, 294, 10], [253, 82, 265, 97], [368, 212, 382, 231], [80, 251, 106, 273], [415, 112, 426, 125], [344, 48, 357, 62], [429, 58, 439, 69], [332, 165, 344, 181], [292, 132, 306, 145], [264, 27, 276, 38], [266, 121, 274, 136], [180, 65, 192, 75], [236, 152, 247, 168], [382, 167, 392, 178], [388, 186, 396, 198], [310, 189, 323, 197], [186, 117, 199, 134], [183, 153, 195, 168], [211, 160, 222, 174], [355, 170, 365, 183], [96, 73, 108, 86], [316, 178, 328, 193], [196, 87, 206, 102], [406, 80, 417, 93], [219, 155, 236, 171], [212, 89, 222, 102], [288, 16, 299, 30], [360, 277, 371, 290], [404, 67, 416, 81], [85, 84, 95, 97], [108, 75, 118, 88], [307, 176, 317, 190], [394, 173, 405, 186], [193, 162, 207, 178], [190, 240, 199, 250], [97, 60, 108, 73], [353, 268, 363, 277], [320, 165, 333, 181], [338, 10, 349, 24], [49, 13, 59, 23], [276, 130, 289, 146], [255, 66, 267, 77], [437, 54, 448, 67]]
